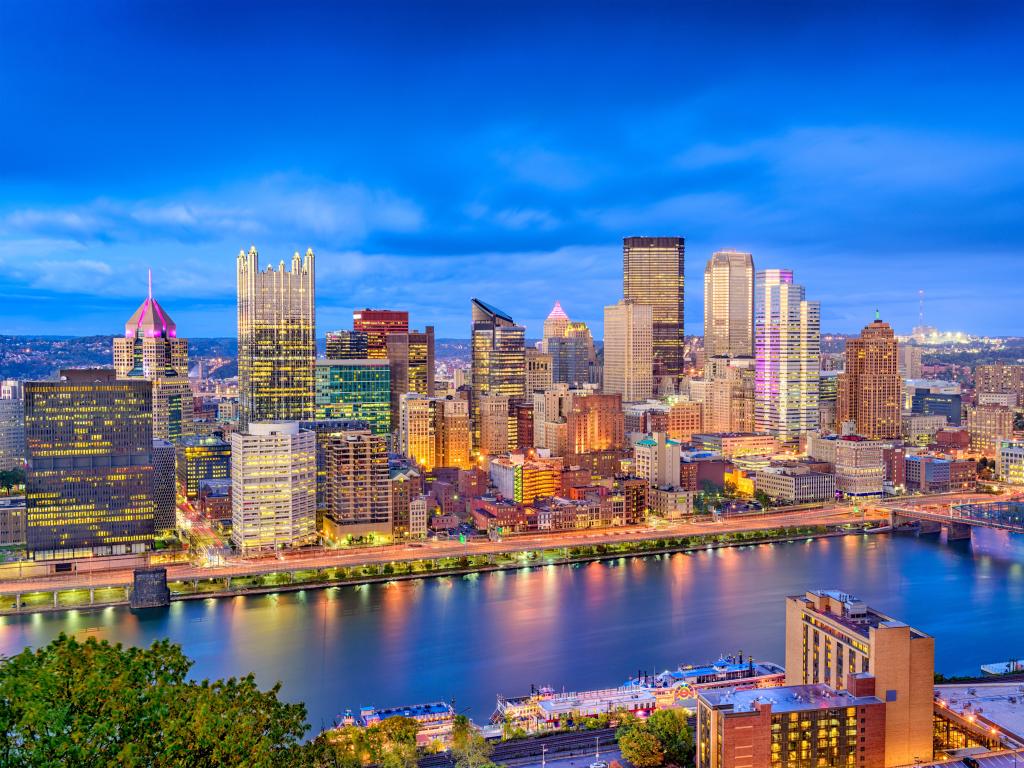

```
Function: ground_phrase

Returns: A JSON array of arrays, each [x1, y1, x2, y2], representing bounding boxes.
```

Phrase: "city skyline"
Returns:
[[3, 2, 1024, 338]]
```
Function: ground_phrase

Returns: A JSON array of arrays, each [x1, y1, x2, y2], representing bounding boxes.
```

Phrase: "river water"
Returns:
[[1, 531, 1022, 731]]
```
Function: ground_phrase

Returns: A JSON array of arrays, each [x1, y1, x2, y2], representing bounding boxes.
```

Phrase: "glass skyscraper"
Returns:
[[623, 236, 685, 386], [314, 360, 392, 435], [470, 299, 525, 450]]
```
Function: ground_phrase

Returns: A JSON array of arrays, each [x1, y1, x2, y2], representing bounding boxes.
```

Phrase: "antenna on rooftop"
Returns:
[[148, 268, 153, 301]]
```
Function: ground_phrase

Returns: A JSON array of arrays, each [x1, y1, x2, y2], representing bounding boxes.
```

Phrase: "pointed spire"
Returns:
[[148, 268, 153, 301], [875, 308, 880, 321]]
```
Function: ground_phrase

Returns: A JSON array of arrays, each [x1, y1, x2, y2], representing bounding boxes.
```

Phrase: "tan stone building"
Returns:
[[836, 318, 902, 439], [785, 590, 934, 767]]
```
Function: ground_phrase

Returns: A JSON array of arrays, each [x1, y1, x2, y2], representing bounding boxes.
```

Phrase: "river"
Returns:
[[1, 531, 1022, 731]]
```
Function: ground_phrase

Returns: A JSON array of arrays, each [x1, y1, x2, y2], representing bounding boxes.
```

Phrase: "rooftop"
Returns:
[[699, 683, 879, 713]]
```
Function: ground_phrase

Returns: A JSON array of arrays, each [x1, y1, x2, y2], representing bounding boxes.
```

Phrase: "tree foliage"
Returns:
[[450, 714, 497, 768], [0, 633, 310, 767], [0, 468, 25, 495], [616, 709, 694, 768]]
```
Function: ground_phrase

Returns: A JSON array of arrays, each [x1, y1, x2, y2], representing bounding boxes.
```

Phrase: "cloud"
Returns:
[[495, 147, 594, 190]]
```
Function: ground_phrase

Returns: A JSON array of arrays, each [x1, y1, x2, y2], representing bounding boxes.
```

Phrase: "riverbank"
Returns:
[[0, 522, 879, 616]]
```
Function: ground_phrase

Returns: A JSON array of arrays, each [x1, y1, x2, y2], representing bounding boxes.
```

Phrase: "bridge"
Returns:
[[889, 499, 1024, 540]]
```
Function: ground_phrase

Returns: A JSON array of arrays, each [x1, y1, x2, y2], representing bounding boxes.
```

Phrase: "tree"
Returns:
[[450, 714, 497, 768], [0, 469, 24, 495], [0, 633, 309, 767], [645, 709, 694, 767], [617, 727, 665, 768], [753, 491, 773, 511]]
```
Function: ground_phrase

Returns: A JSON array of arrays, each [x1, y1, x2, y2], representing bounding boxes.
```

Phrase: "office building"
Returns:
[[477, 393, 513, 456], [525, 348, 553, 393], [704, 356, 756, 433], [754, 269, 820, 442], [314, 359, 391, 435], [550, 322, 597, 388], [152, 438, 176, 531], [633, 432, 681, 488], [566, 392, 624, 453], [298, 419, 371, 509], [910, 386, 962, 426], [542, 301, 570, 352], [703, 250, 754, 358], [0, 395, 25, 471], [666, 399, 702, 442], [489, 453, 563, 504], [901, 413, 947, 446], [898, 344, 924, 379], [837, 317, 902, 439], [385, 326, 435, 427], [24, 370, 155, 560], [353, 308, 408, 359], [470, 299, 526, 449], [113, 273, 193, 442], [997, 439, 1024, 485], [398, 393, 472, 471], [324, 429, 391, 539], [325, 330, 368, 360], [236, 247, 315, 427], [807, 433, 885, 498], [0, 496, 26, 547], [754, 466, 835, 503], [967, 403, 1014, 457], [692, 432, 778, 458], [603, 299, 653, 402], [230, 422, 316, 553], [904, 454, 952, 493], [975, 363, 1024, 406], [697, 683, 886, 768], [785, 590, 934, 767], [175, 435, 231, 499], [622, 236, 685, 386]]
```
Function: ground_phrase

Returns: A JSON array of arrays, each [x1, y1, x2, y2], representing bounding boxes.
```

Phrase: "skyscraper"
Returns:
[[754, 269, 820, 442], [603, 299, 653, 402], [623, 236, 685, 386], [704, 356, 756, 433], [542, 301, 570, 352], [0, 390, 25, 471], [549, 321, 597, 388], [836, 317, 902, 439], [353, 309, 409, 359], [24, 369, 155, 560], [703, 250, 754, 358], [385, 326, 435, 428], [470, 299, 525, 449], [325, 330, 369, 360], [314, 360, 391, 435], [236, 247, 315, 428], [113, 272, 193, 442], [324, 429, 391, 539], [152, 438, 176, 531], [230, 422, 316, 553]]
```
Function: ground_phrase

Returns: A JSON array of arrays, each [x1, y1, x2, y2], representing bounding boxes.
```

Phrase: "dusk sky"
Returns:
[[2, 1, 1023, 339]]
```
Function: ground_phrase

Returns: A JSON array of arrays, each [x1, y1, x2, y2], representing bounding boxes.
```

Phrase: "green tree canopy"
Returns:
[[0, 633, 309, 767], [617, 727, 665, 768]]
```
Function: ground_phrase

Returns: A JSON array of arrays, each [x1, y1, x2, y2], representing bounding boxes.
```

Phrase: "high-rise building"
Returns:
[[175, 434, 231, 499], [997, 439, 1024, 485], [565, 392, 625, 454], [385, 326, 435, 428], [477, 393, 512, 456], [0, 393, 25, 471], [633, 432, 681, 488], [836, 317, 902, 439], [325, 330, 368, 360], [542, 301, 570, 352], [754, 269, 820, 442], [314, 359, 391, 435], [470, 299, 525, 449], [898, 344, 924, 379], [113, 273, 193, 442], [399, 394, 473, 471], [704, 356, 756, 433], [525, 348, 553, 393], [151, 438, 176, 531], [353, 309, 409, 359], [298, 419, 371, 509], [785, 590, 934, 767], [324, 429, 391, 539], [623, 236, 685, 386], [24, 370, 155, 560], [976, 363, 1024, 406], [236, 247, 315, 428], [230, 422, 316, 553], [666, 399, 702, 442], [911, 386, 962, 425], [967, 403, 1014, 457], [603, 299, 653, 402], [550, 321, 597, 387], [703, 250, 754, 359]]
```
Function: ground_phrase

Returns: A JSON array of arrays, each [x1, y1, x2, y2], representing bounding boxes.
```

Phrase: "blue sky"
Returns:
[[2, 1, 1023, 338]]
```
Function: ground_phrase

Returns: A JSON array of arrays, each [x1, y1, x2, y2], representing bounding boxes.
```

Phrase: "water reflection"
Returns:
[[0, 534, 1020, 729]]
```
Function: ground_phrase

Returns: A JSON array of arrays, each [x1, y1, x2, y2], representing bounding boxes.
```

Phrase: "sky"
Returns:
[[1, 1, 1023, 339]]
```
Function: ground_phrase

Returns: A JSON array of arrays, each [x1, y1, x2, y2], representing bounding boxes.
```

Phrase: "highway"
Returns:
[[0, 490, 1002, 594]]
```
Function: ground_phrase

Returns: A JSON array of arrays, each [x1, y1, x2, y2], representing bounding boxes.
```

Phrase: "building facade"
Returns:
[[623, 236, 685, 386], [603, 299, 654, 402], [152, 438, 176, 531], [470, 299, 526, 450], [385, 326, 435, 428], [325, 330, 368, 360], [836, 318, 902, 439], [175, 434, 231, 499], [754, 269, 820, 442], [541, 301, 570, 352], [324, 429, 391, 539], [353, 309, 408, 359], [0, 395, 25, 471], [967, 403, 1014, 457], [633, 432, 681, 488], [703, 249, 754, 359], [314, 359, 392, 435], [25, 370, 155, 560], [230, 422, 317, 552], [236, 247, 315, 427]]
